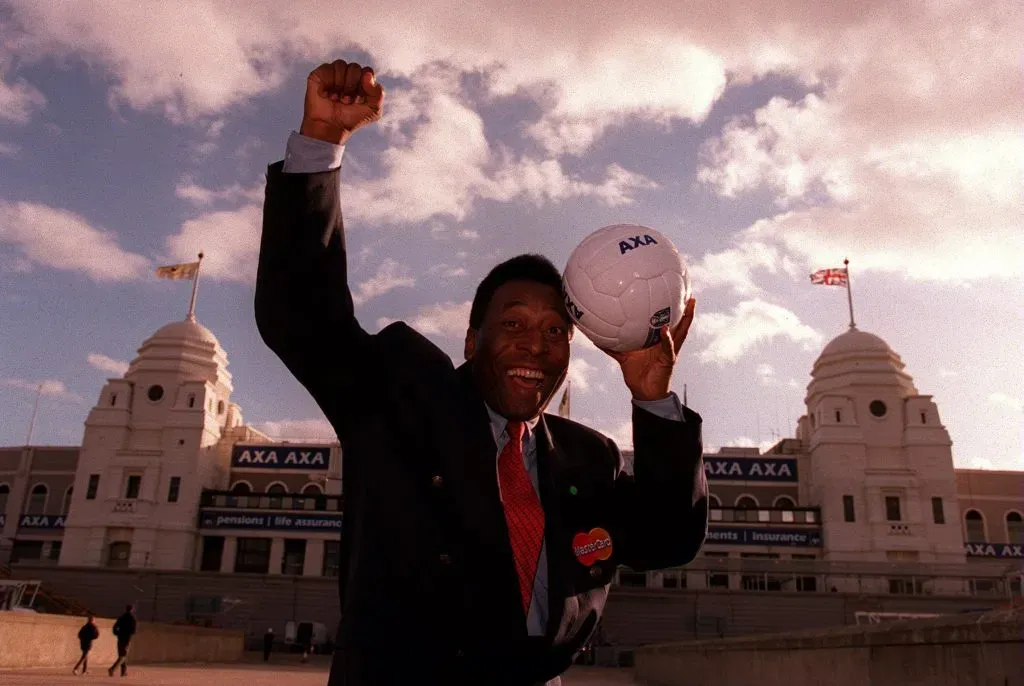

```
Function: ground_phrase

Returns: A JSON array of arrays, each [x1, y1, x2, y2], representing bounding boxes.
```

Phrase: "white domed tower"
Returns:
[[795, 326, 966, 578], [61, 315, 243, 570]]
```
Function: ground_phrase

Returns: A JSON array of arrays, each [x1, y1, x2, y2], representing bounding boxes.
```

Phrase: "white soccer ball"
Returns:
[[562, 224, 691, 353]]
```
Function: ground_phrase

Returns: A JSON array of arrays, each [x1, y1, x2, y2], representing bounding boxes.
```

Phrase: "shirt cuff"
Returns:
[[282, 131, 346, 173], [632, 392, 684, 422]]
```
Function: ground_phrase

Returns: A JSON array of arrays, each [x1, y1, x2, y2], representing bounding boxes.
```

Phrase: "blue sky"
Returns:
[[0, 1, 1021, 470]]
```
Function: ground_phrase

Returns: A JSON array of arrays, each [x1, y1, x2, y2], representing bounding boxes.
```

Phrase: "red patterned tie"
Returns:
[[497, 420, 545, 614]]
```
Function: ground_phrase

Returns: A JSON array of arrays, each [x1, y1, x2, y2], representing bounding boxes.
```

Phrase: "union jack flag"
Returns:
[[809, 267, 848, 286]]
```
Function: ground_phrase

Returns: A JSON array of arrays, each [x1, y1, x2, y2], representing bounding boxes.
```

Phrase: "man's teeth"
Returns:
[[508, 368, 544, 380]]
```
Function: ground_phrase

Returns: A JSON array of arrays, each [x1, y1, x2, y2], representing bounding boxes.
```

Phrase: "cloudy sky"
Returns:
[[0, 1, 1021, 470]]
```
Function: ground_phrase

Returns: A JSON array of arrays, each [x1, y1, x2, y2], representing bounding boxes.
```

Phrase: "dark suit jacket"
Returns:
[[255, 161, 709, 685]]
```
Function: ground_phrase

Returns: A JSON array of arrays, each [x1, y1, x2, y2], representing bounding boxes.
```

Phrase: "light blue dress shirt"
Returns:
[[281, 131, 687, 640]]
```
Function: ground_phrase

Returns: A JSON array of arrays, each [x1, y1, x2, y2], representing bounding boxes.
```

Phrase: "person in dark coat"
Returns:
[[263, 628, 275, 662], [255, 58, 708, 686], [108, 604, 137, 677], [72, 614, 99, 675]]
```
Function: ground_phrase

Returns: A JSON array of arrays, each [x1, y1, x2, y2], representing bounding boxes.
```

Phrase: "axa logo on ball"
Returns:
[[618, 234, 659, 254]]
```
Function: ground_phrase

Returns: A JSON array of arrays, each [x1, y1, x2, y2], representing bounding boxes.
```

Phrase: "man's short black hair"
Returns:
[[469, 254, 565, 330]]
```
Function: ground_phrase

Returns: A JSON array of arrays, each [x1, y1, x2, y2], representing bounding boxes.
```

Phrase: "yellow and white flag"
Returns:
[[156, 261, 199, 280]]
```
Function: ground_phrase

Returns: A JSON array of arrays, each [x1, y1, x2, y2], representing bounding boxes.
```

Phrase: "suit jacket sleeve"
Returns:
[[611, 404, 708, 571], [254, 161, 374, 439]]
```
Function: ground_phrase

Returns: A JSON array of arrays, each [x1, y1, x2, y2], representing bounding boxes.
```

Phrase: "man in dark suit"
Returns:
[[255, 58, 708, 686]]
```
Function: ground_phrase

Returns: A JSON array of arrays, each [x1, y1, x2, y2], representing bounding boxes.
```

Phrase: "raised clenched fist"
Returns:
[[300, 59, 385, 145]]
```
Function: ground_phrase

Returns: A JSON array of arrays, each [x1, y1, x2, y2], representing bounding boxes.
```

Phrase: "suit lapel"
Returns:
[[447, 363, 525, 630], [535, 414, 577, 640]]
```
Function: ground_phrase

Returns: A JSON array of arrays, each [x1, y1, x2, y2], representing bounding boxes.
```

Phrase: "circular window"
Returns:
[[147, 385, 165, 402], [869, 400, 887, 417]]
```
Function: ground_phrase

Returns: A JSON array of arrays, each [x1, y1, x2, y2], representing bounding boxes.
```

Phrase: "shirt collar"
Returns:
[[484, 403, 541, 443]]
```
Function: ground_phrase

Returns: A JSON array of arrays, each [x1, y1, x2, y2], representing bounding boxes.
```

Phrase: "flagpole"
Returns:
[[844, 257, 856, 330], [25, 382, 43, 446], [186, 252, 204, 321]]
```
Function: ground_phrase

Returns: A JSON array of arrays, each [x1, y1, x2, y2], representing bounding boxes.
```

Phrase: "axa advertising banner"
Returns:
[[704, 457, 798, 482], [18, 514, 66, 529], [199, 509, 342, 532], [707, 526, 822, 547], [231, 444, 330, 470], [964, 542, 1023, 558]]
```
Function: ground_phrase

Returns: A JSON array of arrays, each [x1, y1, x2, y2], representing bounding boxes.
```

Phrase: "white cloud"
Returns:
[[596, 421, 633, 451], [163, 204, 262, 284], [722, 436, 778, 454], [567, 358, 597, 393], [87, 353, 129, 376], [756, 363, 775, 385], [699, 54, 1024, 282], [342, 74, 657, 226], [257, 418, 337, 442], [378, 300, 472, 339], [0, 201, 150, 281], [988, 393, 1023, 414], [6, 1, 1017, 273], [697, 299, 823, 364], [175, 177, 263, 207], [351, 259, 415, 306], [0, 70, 46, 123], [428, 264, 468, 278], [688, 240, 800, 296], [3, 378, 84, 403]]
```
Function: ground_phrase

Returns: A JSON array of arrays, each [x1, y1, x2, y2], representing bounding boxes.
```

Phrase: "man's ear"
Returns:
[[464, 328, 477, 361]]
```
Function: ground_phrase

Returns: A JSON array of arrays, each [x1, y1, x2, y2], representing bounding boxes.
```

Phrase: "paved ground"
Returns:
[[0, 662, 637, 685]]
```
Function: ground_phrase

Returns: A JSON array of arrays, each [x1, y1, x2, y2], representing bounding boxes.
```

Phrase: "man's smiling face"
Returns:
[[465, 279, 572, 421]]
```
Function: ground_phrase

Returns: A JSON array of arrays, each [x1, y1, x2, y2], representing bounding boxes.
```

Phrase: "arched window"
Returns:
[[735, 495, 758, 522], [267, 482, 287, 509], [0, 483, 9, 514], [774, 496, 796, 509], [301, 483, 324, 495], [27, 484, 48, 514], [62, 487, 73, 514], [230, 481, 252, 495], [708, 494, 721, 508], [107, 541, 131, 568], [964, 509, 986, 543], [1006, 512, 1024, 545]]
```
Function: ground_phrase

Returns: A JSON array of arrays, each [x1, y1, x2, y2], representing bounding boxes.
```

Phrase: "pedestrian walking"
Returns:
[[108, 604, 137, 677], [72, 614, 99, 675], [263, 628, 274, 662]]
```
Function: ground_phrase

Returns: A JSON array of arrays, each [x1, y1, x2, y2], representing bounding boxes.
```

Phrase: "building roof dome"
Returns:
[[150, 318, 220, 346], [124, 315, 232, 390], [818, 327, 892, 359], [808, 326, 916, 397]]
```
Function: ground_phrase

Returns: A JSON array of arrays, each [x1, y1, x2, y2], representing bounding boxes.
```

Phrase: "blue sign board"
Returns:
[[965, 542, 1023, 559], [231, 444, 330, 471], [704, 458, 798, 482], [707, 525, 821, 547], [199, 509, 342, 532], [18, 514, 66, 530]]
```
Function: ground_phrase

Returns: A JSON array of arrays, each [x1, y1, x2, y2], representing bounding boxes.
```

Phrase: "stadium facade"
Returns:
[[1, 315, 1021, 603]]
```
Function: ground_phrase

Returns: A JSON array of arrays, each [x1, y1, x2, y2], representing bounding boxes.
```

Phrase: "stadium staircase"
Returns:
[[0, 563, 92, 616]]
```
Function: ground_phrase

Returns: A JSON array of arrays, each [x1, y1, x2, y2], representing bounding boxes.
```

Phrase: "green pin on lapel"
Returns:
[[569, 486, 578, 496]]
